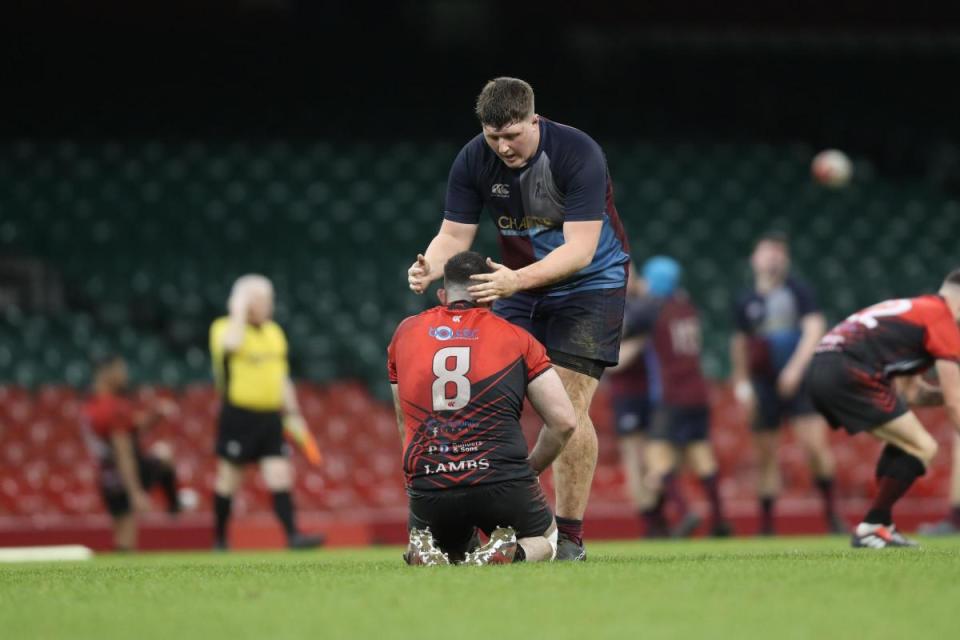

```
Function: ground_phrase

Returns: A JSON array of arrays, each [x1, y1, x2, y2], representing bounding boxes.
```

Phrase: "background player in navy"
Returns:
[[630, 258, 731, 538], [606, 266, 656, 526], [390, 252, 576, 565], [730, 232, 843, 534], [808, 270, 960, 547], [407, 78, 630, 560]]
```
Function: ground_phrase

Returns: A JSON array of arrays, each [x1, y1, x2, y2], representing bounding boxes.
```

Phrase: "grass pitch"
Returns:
[[3, 536, 959, 639]]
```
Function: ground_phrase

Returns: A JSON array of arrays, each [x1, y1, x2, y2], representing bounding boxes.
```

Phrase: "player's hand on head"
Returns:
[[467, 258, 521, 304], [408, 254, 431, 294]]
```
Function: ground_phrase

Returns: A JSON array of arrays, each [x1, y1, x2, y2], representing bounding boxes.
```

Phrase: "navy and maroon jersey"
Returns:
[[81, 393, 139, 466], [817, 295, 960, 377], [734, 276, 819, 377], [443, 117, 630, 296], [387, 301, 552, 490], [607, 297, 649, 400], [632, 292, 709, 407]]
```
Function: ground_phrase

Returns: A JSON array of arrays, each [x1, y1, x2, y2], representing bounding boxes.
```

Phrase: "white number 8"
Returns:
[[432, 347, 471, 411]]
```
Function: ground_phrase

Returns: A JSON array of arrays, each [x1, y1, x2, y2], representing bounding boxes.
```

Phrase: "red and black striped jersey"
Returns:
[[817, 295, 960, 377], [387, 301, 551, 490]]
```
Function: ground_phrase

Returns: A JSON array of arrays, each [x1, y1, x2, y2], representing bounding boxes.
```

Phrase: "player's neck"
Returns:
[[755, 273, 785, 293]]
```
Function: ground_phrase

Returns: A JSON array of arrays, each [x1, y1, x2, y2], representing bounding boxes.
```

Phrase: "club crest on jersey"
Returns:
[[491, 183, 510, 198], [429, 326, 479, 341]]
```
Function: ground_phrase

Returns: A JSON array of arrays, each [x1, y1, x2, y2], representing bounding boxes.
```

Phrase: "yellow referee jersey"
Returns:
[[209, 317, 288, 411]]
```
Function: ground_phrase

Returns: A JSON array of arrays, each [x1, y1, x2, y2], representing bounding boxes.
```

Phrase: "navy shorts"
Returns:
[[648, 405, 710, 446], [494, 287, 626, 379], [751, 375, 817, 431], [613, 395, 651, 436]]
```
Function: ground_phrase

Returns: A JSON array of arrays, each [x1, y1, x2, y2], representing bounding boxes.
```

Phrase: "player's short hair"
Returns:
[[943, 268, 960, 288], [444, 251, 492, 288], [475, 77, 535, 129], [755, 230, 790, 249]]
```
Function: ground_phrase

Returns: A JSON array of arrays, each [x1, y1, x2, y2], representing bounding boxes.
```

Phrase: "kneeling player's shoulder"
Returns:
[[548, 120, 603, 155]]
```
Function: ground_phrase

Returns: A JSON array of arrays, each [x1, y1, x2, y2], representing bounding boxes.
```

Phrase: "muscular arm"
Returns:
[[411, 220, 479, 292], [515, 220, 602, 291], [525, 369, 577, 474], [607, 336, 646, 374], [936, 359, 960, 433], [390, 384, 405, 442]]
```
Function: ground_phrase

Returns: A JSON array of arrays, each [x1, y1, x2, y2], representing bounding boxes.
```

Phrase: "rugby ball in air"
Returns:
[[812, 149, 853, 188]]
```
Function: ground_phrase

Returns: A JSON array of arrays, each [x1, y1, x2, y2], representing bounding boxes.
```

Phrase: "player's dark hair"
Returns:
[[444, 251, 492, 288], [755, 230, 790, 248], [944, 268, 960, 287], [475, 77, 535, 128]]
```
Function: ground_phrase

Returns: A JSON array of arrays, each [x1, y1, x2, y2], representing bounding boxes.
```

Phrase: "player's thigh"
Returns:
[[540, 287, 626, 379], [870, 412, 938, 463], [493, 291, 538, 336], [684, 441, 718, 477], [215, 458, 245, 494], [554, 365, 600, 414], [617, 432, 646, 464], [260, 456, 293, 490], [643, 439, 676, 477], [475, 479, 554, 540]]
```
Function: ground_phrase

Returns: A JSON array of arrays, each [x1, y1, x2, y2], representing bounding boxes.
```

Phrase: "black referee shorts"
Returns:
[[215, 404, 286, 464]]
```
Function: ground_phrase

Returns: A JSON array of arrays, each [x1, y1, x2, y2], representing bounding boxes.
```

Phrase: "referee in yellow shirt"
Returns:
[[210, 274, 323, 550]]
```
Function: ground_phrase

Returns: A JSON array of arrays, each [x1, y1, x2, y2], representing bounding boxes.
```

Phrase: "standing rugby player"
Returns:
[[808, 270, 960, 547], [209, 275, 323, 550], [407, 78, 630, 560], [730, 232, 843, 534]]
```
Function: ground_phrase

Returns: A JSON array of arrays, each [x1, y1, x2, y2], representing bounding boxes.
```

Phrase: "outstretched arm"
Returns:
[[526, 369, 577, 474], [408, 220, 478, 294]]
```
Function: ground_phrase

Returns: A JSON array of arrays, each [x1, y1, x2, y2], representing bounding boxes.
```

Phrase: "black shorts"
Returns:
[[648, 405, 710, 446], [807, 352, 909, 434], [215, 404, 286, 464], [613, 395, 651, 436], [494, 287, 626, 379], [751, 375, 817, 431], [408, 478, 553, 560], [99, 455, 169, 518]]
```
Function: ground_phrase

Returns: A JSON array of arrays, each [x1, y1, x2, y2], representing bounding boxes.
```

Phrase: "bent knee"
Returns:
[[918, 435, 939, 466]]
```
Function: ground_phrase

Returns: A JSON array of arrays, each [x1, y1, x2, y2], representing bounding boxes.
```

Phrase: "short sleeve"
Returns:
[[523, 332, 552, 381], [560, 136, 607, 222], [925, 306, 960, 361], [790, 279, 820, 316], [443, 142, 483, 224]]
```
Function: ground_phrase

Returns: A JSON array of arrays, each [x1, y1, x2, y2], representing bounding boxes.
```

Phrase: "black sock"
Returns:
[[951, 505, 960, 527], [214, 493, 232, 544], [272, 491, 297, 539], [815, 476, 836, 521], [760, 496, 776, 532], [158, 464, 180, 513], [699, 474, 724, 523], [512, 544, 527, 563], [864, 445, 926, 526]]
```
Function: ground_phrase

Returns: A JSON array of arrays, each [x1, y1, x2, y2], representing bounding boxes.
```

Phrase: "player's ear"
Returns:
[[436, 288, 447, 306]]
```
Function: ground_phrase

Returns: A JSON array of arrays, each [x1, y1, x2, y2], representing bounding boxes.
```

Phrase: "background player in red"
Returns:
[[629, 257, 732, 538], [389, 251, 577, 565], [807, 269, 960, 548], [81, 355, 181, 551], [407, 78, 630, 560], [730, 232, 843, 534]]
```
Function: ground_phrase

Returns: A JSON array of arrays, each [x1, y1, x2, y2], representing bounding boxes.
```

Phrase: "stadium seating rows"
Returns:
[[0, 382, 954, 520], [2, 140, 958, 389]]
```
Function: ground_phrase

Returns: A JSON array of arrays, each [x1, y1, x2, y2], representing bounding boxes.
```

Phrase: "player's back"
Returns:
[[387, 301, 551, 490], [649, 293, 709, 407], [818, 294, 960, 377]]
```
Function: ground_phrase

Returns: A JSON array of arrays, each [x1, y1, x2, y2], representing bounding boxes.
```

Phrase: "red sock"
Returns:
[[555, 516, 583, 546]]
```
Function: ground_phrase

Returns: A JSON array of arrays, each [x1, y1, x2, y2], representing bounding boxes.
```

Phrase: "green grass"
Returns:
[[3, 537, 960, 639]]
